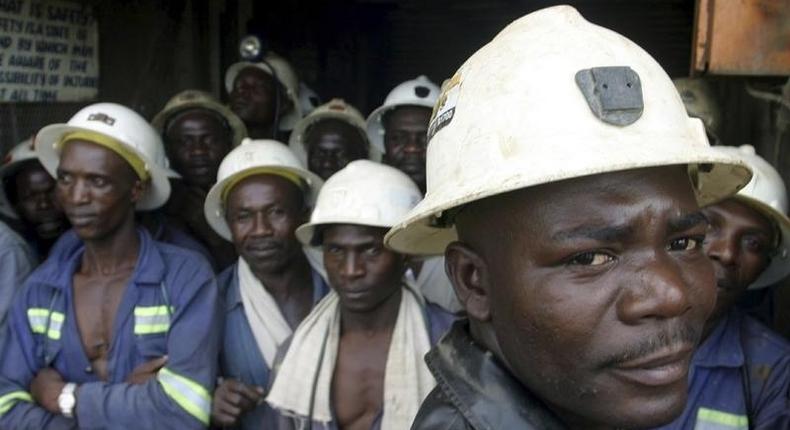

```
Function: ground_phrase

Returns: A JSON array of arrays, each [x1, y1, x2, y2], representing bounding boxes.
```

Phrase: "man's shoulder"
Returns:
[[411, 386, 474, 430], [151, 238, 215, 279], [739, 311, 790, 363]]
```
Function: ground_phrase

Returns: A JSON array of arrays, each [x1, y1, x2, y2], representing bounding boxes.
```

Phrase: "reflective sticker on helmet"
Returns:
[[575, 66, 643, 126], [428, 75, 461, 141]]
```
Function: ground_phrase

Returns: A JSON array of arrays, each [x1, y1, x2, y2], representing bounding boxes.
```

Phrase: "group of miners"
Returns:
[[0, 5, 787, 430]]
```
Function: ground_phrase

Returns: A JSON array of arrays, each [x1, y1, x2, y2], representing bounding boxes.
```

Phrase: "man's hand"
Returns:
[[211, 378, 265, 427], [126, 356, 168, 385], [29, 367, 66, 414]]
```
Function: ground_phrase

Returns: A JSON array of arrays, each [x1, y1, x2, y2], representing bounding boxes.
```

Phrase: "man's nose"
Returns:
[[617, 254, 696, 323]]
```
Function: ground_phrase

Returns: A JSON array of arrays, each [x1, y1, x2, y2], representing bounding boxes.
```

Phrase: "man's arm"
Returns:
[[74, 263, 221, 429], [0, 241, 36, 345], [0, 289, 76, 429]]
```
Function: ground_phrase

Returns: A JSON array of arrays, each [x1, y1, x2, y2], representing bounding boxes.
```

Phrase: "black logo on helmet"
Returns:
[[87, 113, 116, 126], [414, 86, 430, 98]]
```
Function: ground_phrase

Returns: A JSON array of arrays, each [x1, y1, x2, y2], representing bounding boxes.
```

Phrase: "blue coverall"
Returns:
[[0, 228, 221, 429]]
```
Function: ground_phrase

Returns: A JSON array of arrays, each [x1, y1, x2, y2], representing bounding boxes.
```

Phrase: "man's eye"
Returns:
[[669, 237, 701, 251], [568, 252, 614, 266]]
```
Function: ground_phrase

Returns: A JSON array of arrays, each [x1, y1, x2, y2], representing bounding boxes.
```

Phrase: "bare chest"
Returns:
[[72, 270, 132, 380], [331, 334, 393, 430]]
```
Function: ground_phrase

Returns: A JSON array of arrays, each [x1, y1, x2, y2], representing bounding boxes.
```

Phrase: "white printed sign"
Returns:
[[0, 0, 98, 102]]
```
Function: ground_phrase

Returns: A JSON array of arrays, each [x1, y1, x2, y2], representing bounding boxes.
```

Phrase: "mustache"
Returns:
[[245, 238, 282, 249], [600, 322, 701, 368]]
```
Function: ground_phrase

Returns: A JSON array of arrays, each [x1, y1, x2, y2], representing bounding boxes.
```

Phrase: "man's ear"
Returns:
[[130, 178, 147, 205], [445, 241, 491, 321]]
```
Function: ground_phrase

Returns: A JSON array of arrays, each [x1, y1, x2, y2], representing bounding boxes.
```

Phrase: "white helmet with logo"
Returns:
[[711, 145, 790, 289], [385, 5, 751, 255], [204, 138, 323, 241], [289, 98, 380, 165], [0, 138, 40, 219], [36, 103, 171, 210], [366, 75, 440, 155], [296, 160, 421, 245], [225, 52, 303, 131]]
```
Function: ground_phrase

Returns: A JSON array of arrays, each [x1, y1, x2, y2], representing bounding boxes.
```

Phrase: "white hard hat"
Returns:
[[299, 82, 321, 116], [711, 145, 790, 289], [385, 5, 751, 255], [151, 89, 248, 147], [204, 138, 323, 241], [36, 103, 172, 210], [0, 138, 39, 219], [366, 75, 440, 154], [224, 53, 303, 131], [289, 98, 380, 165], [295, 160, 421, 245]]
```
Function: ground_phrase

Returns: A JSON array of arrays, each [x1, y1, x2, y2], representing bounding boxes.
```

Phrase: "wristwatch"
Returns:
[[57, 382, 77, 418]]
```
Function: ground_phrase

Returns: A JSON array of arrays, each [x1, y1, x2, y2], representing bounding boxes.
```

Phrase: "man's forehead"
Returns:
[[235, 66, 273, 84], [58, 140, 131, 175], [228, 174, 304, 205]]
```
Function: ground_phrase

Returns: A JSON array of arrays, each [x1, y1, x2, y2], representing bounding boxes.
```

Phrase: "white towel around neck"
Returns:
[[266, 287, 436, 430], [238, 257, 295, 368]]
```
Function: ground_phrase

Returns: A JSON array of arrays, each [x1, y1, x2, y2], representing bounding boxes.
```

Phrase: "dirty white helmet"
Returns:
[[711, 145, 790, 289], [295, 160, 421, 245], [299, 82, 322, 116], [385, 5, 751, 255], [0, 138, 40, 219], [366, 75, 440, 155], [289, 98, 380, 165], [225, 53, 303, 131], [36, 103, 171, 210], [151, 89, 248, 147], [674, 78, 723, 144], [204, 138, 323, 241]]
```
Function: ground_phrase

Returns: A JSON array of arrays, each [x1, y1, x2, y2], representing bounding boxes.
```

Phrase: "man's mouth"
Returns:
[[67, 212, 97, 226], [610, 343, 693, 387]]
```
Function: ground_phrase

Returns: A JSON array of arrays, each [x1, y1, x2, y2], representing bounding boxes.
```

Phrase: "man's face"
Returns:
[[13, 161, 68, 240], [225, 175, 306, 274], [452, 166, 715, 429], [322, 224, 404, 313], [55, 140, 141, 241], [382, 106, 431, 192], [165, 109, 232, 189], [306, 119, 368, 180], [229, 67, 277, 126], [702, 198, 773, 323]]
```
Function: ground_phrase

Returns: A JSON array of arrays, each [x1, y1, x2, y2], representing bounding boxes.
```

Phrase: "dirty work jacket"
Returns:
[[653, 308, 790, 430], [218, 260, 330, 430], [0, 220, 36, 350], [274, 297, 456, 430], [411, 320, 567, 430], [0, 228, 221, 429]]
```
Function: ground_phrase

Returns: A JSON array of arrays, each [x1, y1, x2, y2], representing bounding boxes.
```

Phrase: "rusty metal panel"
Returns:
[[693, 0, 790, 76]]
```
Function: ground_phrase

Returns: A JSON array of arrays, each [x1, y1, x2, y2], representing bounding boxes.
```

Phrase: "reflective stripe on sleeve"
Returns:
[[26, 308, 64, 340], [157, 367, 211, 425], [694, 407, 749, 430], [134, 306, 173, 335], [0, 391, 33, 416]]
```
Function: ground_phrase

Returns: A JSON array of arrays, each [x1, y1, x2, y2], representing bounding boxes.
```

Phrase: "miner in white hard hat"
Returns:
[[204, 139, 329, 429], [366, 75, 439, 194], [0, 138, 69, 259], [385, 6, 752, 429], [266, 160, 455, 430], [226, 53, 302, 141], [0, 103, 221, 428], [656, 145, 790, 429]]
